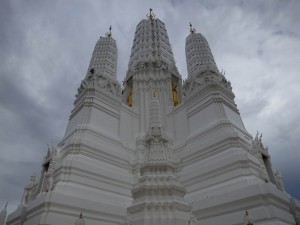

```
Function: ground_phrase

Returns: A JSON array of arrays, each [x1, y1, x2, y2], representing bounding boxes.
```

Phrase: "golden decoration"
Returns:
[[127, 87, 132, 107], [172, 81, 179, 106]]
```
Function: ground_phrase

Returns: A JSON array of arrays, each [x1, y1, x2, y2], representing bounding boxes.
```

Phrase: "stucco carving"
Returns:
[[251, 132, 268, 156], [42, 145, 58, 192], [250, 132, 272, 182], [22, 174, 38, 205], [77, 74, 121, 97], [182, 71, 232, 97], [43, 160, 55, 192], [274, 170, 285, 191]]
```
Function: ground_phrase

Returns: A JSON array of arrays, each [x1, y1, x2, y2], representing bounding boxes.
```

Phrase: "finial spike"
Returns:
[[147, 8, 156, 20], [105, 25, 112, 37], [189, 22, 196, 34], [244, 210, 254, 225], [5, 202, 8, 208]]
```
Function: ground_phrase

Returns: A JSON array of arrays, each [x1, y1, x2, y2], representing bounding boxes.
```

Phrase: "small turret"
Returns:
[[185, 22, 219, 77], [76, 25, 121, 99], [87, 26, 118, 80]]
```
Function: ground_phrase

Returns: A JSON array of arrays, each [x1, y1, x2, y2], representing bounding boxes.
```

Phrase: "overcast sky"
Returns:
[[1, 0, 300, 214]]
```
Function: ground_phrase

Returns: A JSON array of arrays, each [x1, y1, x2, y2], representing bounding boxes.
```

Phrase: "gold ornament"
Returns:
[[127, 87, 132, 107], [172, 81, 179, 106]]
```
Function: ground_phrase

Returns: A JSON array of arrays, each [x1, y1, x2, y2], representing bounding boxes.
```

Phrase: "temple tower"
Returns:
[[177, 24, 298, 225]]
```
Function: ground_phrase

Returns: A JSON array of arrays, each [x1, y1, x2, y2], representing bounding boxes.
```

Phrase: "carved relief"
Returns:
[[43, 159, 55, 192], [274, 170, 285, 191], [77, 74, 121, 98], [134, 60, 168, 71], [22, 175, 38, 205], [250, 132, 269, 181], [250, 132, 268, 156], [249, 131, 285, 187], [42, 145, 58, 192]]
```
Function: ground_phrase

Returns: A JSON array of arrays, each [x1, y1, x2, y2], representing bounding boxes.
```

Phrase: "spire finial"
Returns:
[[147, 8, 156, 20], [75, 211, 85, 225], [105, 25, 112, 37], [189, 22, 196, 34], [5, 202, 8, 209], [244, 210, 254, 225]]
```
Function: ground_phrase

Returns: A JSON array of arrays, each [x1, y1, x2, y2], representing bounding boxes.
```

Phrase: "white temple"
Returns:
[[6, 9, 300, 225]]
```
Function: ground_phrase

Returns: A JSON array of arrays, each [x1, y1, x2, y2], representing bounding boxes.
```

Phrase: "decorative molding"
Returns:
[[76, 74, 122, 98], [183, 71, 232, 97]]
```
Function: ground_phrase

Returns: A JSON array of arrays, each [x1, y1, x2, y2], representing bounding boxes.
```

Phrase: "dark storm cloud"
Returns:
[[1, 0, 300, 213]]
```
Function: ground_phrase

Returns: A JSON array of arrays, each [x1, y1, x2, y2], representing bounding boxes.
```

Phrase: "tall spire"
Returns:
[[87, 26, 118, 80], [183, 23, 232, 97], [127, 9, 179, 77], [185, 22, 219, 77]]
